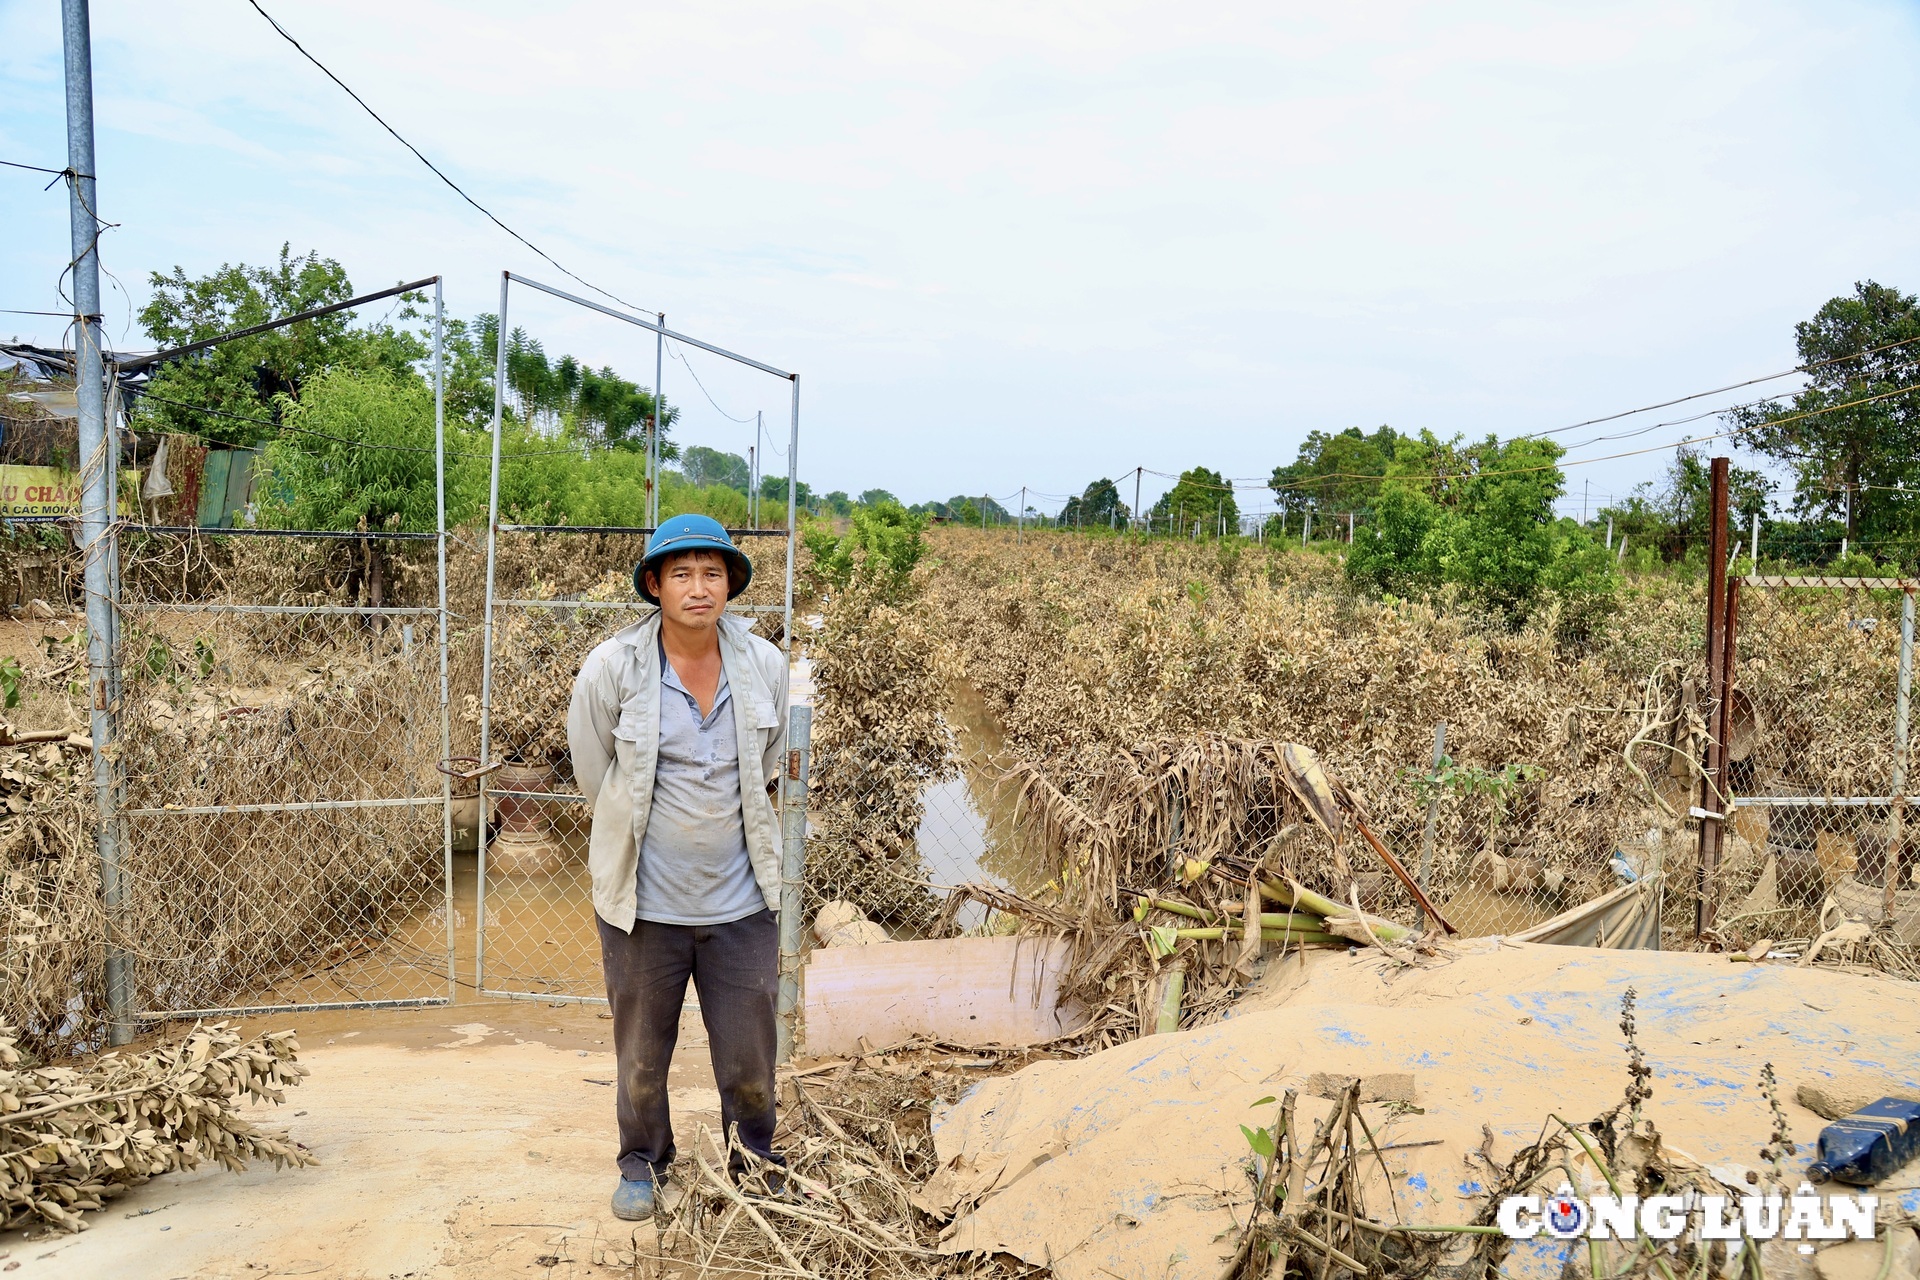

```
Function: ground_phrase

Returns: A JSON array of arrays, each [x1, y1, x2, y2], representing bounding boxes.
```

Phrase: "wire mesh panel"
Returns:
[[472, 530, 792, 1001], [1714, 797, 1918, 946], [113, 533, 453, 1017]]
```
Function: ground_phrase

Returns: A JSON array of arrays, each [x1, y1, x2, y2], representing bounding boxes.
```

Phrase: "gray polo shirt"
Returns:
[[634, 640, 764, 925]]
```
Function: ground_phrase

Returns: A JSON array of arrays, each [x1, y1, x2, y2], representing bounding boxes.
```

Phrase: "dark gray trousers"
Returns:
[[596, 909, 781, 1184]]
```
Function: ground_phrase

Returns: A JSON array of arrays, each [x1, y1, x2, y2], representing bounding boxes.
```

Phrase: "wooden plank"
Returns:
[[800, 936, 1084, 1055]]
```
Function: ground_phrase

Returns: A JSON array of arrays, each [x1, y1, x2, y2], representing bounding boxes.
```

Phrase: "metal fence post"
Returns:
[[1694, 456, 1732, 937], [650, 313, 665, 528], [475, 271, 510, 993], [776, 704, 812, 1062], [433, 278, 456, 1002], [64, 0, 131, 1045], [1889, 590, 1913, 919], [1416, 721, 1447, 893]]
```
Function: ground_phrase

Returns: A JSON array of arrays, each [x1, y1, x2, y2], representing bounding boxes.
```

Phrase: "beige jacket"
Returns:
[[566, 611, 790, 930]]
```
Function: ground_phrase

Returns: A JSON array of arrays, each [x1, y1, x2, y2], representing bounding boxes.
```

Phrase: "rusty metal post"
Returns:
[[1694, 456, 1732, 937]]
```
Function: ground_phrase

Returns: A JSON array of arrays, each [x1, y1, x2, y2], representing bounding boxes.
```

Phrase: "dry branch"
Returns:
[[0, 1019, 312, 1232]]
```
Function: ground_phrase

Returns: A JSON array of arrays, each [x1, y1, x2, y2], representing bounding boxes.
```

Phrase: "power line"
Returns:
[[0, 158, 89, 183], [1517, 332, 1920, 440], [242, 0, 654, 319], [667, 340, 755, 424], [1115, 381, 1920, 502]]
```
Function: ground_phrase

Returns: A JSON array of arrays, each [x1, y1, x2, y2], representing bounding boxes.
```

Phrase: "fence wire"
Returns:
[[1716, 798, 1919, 948], [111, 532, 453, 1019]]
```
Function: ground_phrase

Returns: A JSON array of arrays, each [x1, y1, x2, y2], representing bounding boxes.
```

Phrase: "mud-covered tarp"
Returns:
[[1510, 876, 1662, 950], [926, 942, 1920, 1280]]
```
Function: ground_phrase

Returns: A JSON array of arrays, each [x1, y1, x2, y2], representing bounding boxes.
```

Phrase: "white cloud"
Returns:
[[1, 0, 1915, 507]]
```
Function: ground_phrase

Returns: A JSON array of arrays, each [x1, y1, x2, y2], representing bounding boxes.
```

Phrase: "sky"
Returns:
[[2, 0, 1918, 519]]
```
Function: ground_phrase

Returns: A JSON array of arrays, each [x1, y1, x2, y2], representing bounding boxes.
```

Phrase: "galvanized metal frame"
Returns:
[[476, 270, 801, 1006], [114, 274, 457, 1027]]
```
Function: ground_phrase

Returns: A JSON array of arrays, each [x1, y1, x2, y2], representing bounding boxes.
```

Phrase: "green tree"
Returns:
[[498, 327, 674, 453], [805, 500, 928, 602], [1269, 426, 1399, 519], [1149, 468, 1237, 536], [133, 244, 425, 446], [261, 368, 446, 532], [1347, 432, 1615, 627], [858, 488, 899, 508], [1730, 281, 1920, 559], [1059, 478, 1129, 529], [1595, 447, 1772, 564], [760, 474, 813, 510], [257, 367, 487, 604]]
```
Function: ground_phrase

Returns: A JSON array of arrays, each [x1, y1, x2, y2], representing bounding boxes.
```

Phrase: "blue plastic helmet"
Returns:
[[634, 513, 753, 605]]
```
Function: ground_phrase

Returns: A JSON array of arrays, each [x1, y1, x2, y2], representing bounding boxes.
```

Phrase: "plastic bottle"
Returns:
[[1806, 1097, 1920, 1186]]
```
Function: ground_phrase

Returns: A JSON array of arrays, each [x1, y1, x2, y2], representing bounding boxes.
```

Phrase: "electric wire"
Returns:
[[1056, 381, 1920, 510], [0, 159, 88, 179], [242, 0, 656, 319], [666, 340, 755, 424], [1516, 332, 1920, 439]]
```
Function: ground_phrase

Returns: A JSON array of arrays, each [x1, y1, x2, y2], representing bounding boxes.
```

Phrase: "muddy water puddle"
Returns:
[[912, 681, 1056, 929], [226, 818, 606, 1019]]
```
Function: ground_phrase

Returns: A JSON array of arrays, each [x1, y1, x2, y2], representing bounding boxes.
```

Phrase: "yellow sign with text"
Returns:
[[0, 465, 138, 518]]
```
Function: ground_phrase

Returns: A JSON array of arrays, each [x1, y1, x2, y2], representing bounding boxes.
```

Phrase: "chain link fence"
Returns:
[[112, 530, 455, 1020], [1715, 797, 1918, 948]]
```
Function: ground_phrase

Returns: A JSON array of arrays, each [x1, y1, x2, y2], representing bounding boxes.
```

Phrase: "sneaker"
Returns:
[[611, 1176, 656, 1222]]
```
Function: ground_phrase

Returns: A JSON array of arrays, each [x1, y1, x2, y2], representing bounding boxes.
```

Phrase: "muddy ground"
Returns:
[[2, 998, 719, 1280]]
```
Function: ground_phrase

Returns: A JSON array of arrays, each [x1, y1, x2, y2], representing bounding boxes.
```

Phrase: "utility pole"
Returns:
[[1841, 485, 1852, 560], [1750, 509, 1759, 567], [1606, 516, 1613, 552], [64, 0, 129, 1045], [1582, 478, 1589, 524], [748, 443, 757, 528], [1133, 466, 1143, 535], [1348, 510, 1354, 544], [1018, 486, 1025, 543], [649, 313, 665, 528]]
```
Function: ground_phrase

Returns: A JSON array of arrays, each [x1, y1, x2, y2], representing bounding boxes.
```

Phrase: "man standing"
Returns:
[[567, 514, 790, 1222]]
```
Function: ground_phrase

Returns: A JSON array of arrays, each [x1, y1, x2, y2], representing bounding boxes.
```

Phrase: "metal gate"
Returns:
[[471, 271, 800, 1006], [114, 534, 455, 1019], [102, 277, 457, 1028]]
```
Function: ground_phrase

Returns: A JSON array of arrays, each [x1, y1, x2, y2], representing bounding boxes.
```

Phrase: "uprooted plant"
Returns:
[[1225, 1081, 1457, 1279]]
